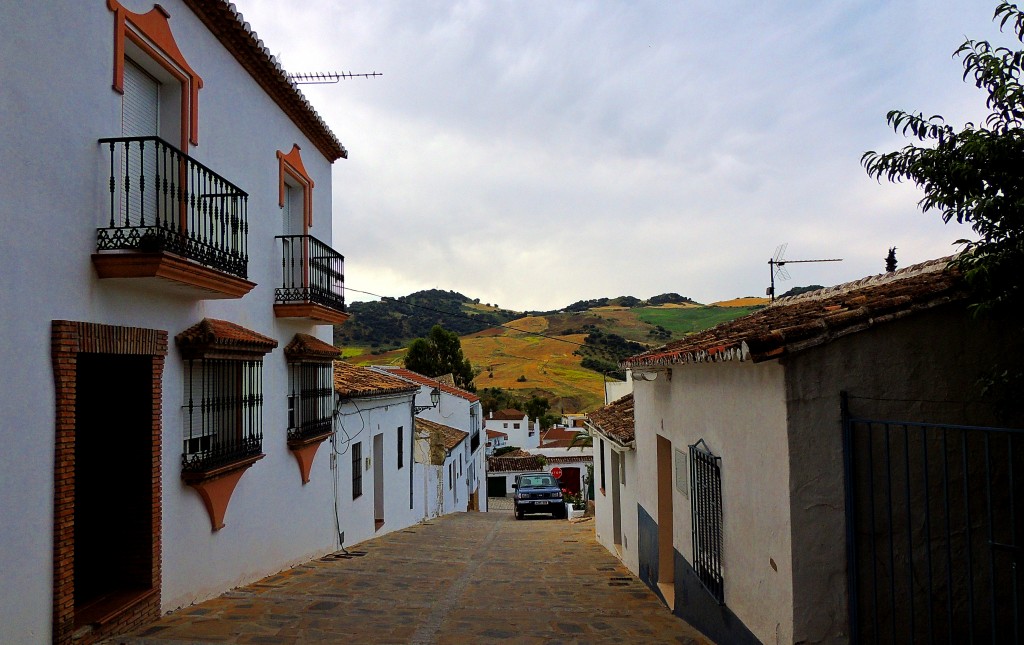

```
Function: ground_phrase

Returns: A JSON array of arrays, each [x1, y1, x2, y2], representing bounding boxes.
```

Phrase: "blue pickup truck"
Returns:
[[512, 472, 566, 519]]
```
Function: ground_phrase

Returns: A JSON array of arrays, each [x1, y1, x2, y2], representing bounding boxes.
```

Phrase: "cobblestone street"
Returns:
[[109, 509, 708, 644]]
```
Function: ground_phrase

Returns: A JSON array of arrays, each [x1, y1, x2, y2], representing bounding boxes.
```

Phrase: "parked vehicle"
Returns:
[[512, 472, 566, 519]]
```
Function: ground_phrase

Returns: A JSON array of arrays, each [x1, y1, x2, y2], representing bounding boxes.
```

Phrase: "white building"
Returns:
[[485, 429, 508, 455], [1, 2, 349, 641], [485, 409, 540, 449], [586, 394, 639, 574], [414, 418, 470, 517], [332, 363, 422, 547], [370, 367, 487, 512], [621, 259, 1024, 644]]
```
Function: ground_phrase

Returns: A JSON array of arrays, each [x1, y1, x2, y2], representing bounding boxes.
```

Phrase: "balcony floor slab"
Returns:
[[93, 252, 255, 299]]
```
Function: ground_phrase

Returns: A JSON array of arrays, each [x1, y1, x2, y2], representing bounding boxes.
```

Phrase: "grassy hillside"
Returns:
[[348, 302, 762, 412]]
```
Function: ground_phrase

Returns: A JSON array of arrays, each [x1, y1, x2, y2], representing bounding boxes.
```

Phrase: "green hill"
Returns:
[[333, 289, 520, 350]]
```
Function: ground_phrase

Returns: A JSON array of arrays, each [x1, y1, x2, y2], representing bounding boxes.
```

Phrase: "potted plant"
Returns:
[[562, 488, 585, 518]]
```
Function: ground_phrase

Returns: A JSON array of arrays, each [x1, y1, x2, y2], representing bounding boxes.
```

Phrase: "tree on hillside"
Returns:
[[404, 324, 476, 392], [862, 2, 1024, 318]]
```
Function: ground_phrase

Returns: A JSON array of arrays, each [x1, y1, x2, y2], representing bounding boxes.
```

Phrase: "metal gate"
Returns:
[[842, 393, 1023, 643]]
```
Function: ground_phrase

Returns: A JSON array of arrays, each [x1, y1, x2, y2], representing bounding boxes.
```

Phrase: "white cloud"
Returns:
[[239, 0, 1001, 310]]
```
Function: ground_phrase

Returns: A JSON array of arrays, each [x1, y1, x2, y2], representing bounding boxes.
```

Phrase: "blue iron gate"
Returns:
[[842, 393, 1023, 643]]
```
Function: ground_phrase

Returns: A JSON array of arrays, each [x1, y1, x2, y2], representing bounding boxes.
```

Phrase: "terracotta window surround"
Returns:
[[175, 319, 277, 530], [108, 0, 202, 150], [277, 144, 314, 232]]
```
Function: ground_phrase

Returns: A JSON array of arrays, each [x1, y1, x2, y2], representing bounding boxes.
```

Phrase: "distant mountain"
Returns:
[[555, 292, 696, 313], [779, 285, 824, 298], [334, 289, 520, 349]]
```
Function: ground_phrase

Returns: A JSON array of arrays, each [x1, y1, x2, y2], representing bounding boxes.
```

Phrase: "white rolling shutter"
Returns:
[[121, 61, 160, 226], [122, 60, 159, 137]]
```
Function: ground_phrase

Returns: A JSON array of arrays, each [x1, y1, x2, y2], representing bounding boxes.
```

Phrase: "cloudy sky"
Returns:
[[239, 1, 1005, 311]]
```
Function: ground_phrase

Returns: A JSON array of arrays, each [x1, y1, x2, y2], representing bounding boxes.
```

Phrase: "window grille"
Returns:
[[689, 439, 724, 603], [182, 358, 264, 471], [397, 426, 404, 468], [351, 442, 362, 499], [286, 362, 333, 442]]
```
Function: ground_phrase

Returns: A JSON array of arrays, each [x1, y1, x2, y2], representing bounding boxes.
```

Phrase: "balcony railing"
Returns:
[[98, 136, 249, 278], [275, 235, 345, 312]]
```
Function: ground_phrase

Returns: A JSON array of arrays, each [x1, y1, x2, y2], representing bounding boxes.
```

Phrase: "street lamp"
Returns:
[[413, 386, 441, 414]]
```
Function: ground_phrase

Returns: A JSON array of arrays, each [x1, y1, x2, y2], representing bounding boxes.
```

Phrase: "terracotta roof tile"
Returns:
[[415, 418, 469, 451], [586, 394, 635, 446], [489, 409, 526, 420], [545, 455, 593, 465], [486, 429, 508, 439], [371, 367, 481, 403], [624, 257, 965, 369], [175, 318, 278, 358], [540, 426, 585, 447], [334, 362, 419, 398], [487, 453, 546, 473], [284, 333, 341, 361]]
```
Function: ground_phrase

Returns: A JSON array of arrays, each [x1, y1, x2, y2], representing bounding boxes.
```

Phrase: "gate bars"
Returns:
[[842, 392, 1023, 644]]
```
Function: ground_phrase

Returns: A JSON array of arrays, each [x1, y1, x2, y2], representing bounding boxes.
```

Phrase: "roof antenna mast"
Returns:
[[287, 71, 382, 84], [767, 244, 843, 302]]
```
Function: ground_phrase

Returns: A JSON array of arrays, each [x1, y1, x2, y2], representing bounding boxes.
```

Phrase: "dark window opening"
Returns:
[[352, 442, 363, 499], [397, 426, 404, 468]]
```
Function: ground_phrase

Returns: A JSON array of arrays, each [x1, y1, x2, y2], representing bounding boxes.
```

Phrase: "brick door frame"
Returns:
[[51, 321, 167, 644]]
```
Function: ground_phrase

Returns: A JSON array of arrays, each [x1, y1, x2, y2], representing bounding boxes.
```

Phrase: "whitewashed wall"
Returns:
[[333, 393, 418, 548], [592, 438, 639, 575], [0, 0, 344, 637], [633, 361, 793, 645], [485, 415, 538, 449]]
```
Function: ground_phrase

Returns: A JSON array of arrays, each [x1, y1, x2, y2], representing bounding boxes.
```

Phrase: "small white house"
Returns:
[[332, 362, 421, 547], [371, 367, 487, 512], [414, 417, 470, 517], [485, 409, 540, 449], [586, 394, 638, 573], [485, 429, 508, 455], [621, 259, 1024, 644]]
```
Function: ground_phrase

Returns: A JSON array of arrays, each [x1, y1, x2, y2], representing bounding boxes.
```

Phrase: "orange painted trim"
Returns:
[[108, 1, 204, 147], [92, 252, 256, 298], [182, 455, 263, 531], [277, 144, 315, 230], [273, 302, 351, 325], [288, 433, 331, 485]]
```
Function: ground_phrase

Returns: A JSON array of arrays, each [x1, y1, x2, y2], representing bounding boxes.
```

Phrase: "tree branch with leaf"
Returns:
[[862, 2, 1024, 318]]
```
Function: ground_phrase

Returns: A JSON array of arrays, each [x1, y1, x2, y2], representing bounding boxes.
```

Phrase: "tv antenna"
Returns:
[[767, 243, 842, 301], [287, 71, 382, 84]]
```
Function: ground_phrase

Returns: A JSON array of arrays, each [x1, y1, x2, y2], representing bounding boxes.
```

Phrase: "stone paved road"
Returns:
[[109, 511, 710, 644]]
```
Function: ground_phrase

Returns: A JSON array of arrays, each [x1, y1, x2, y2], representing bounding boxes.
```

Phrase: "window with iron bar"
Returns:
[[689, 439, 724, 604], [286, 362, 333, 442], [182, 358, 264, 472], [351, 442, 363, 499]]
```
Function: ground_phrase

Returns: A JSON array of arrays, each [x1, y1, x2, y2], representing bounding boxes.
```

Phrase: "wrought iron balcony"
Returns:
[[274, 235, 349, 324], [94, 136, 253, 297]]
